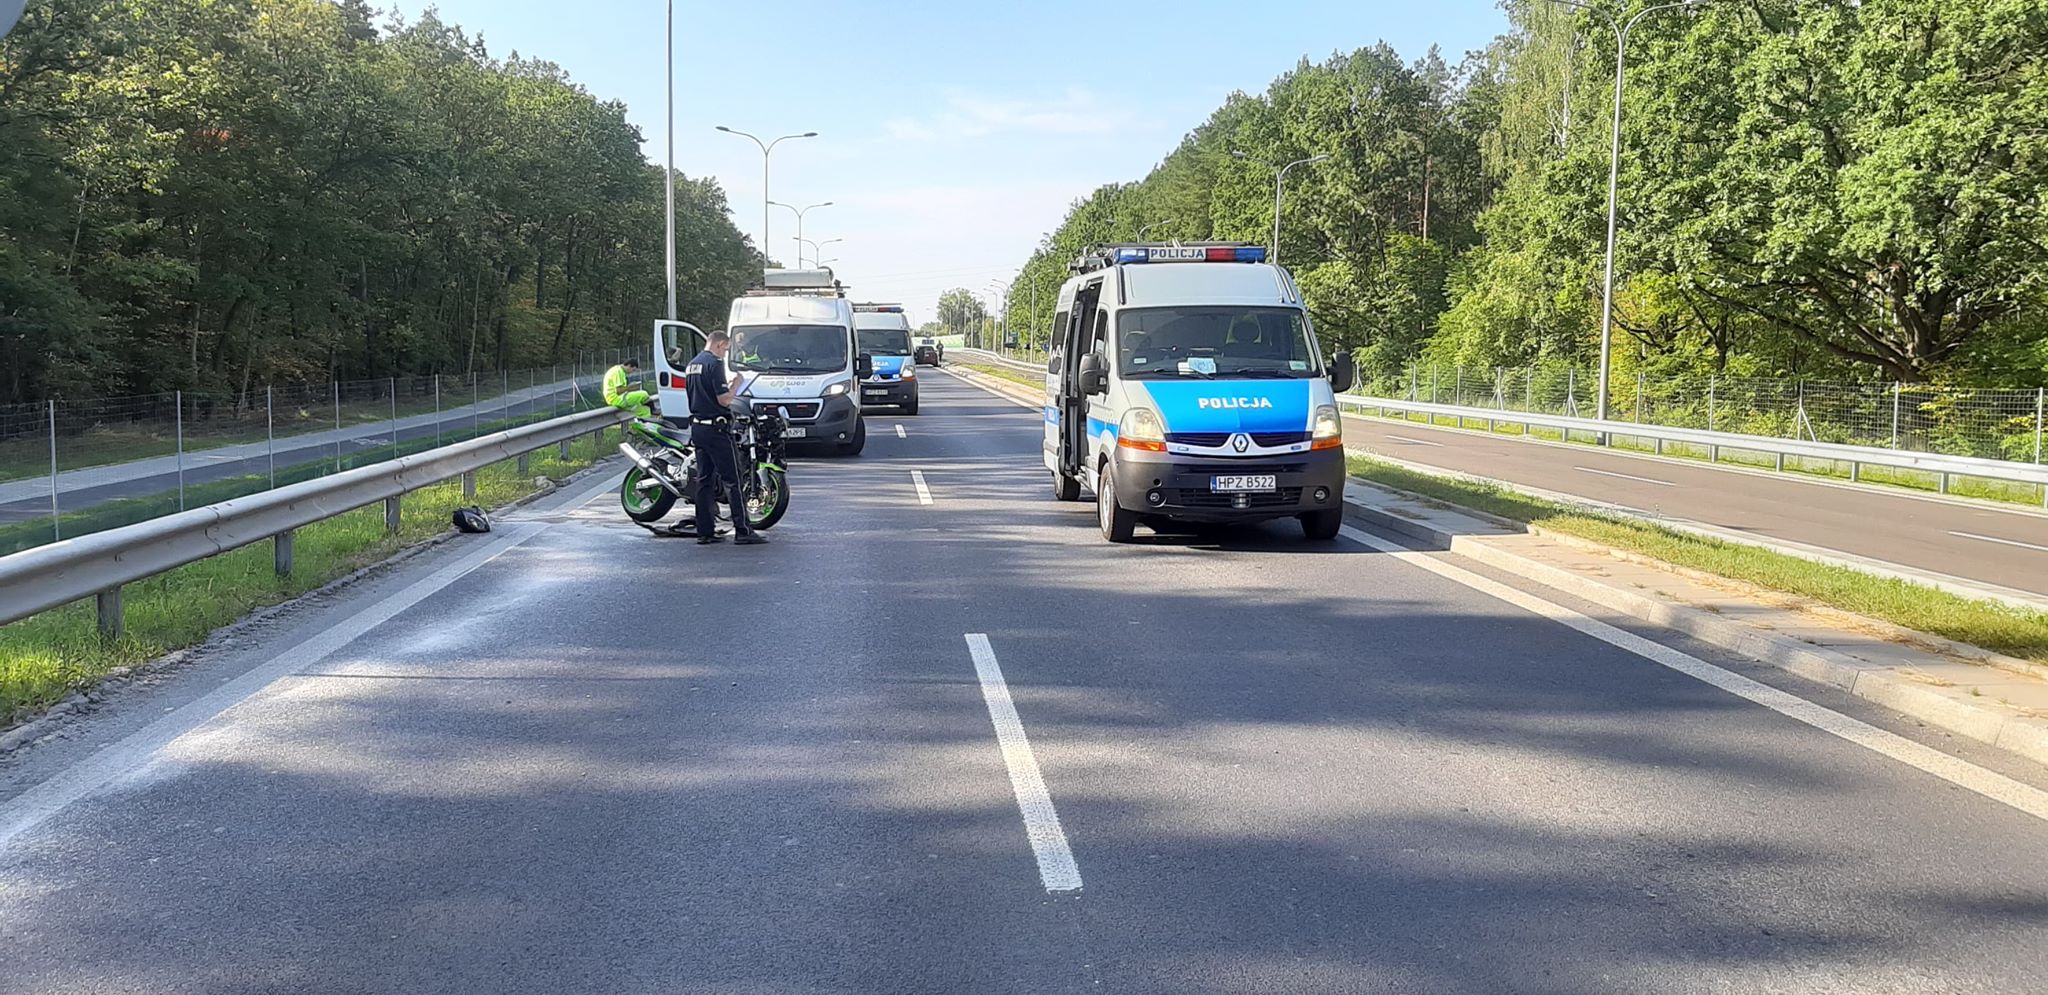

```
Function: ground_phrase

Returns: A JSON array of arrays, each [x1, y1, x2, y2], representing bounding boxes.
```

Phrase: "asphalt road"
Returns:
[[0, 378, 591, 525], [2, 373, 2044, 994], [1344, 413, 2048, 599]]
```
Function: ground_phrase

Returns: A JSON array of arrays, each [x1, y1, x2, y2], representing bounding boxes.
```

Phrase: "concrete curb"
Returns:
[[1343, 480, 2048, 770]]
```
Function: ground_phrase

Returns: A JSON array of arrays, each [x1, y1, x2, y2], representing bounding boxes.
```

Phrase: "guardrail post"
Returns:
[[462, 471, 477, 499], [517, 453, 531, 476], [1938, 472, 1950, 495], [384, 495, 401, 533], [97, 588, 122, 640], [1849, 461, 1860, 482], [274, 530, 294, 576], [559, 438, 571, 459]]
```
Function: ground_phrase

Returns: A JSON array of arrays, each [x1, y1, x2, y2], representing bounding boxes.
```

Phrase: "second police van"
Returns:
[[1043, 243, 1357, 543], [652, 267, 872, 456], [852, 303, 919, 415]]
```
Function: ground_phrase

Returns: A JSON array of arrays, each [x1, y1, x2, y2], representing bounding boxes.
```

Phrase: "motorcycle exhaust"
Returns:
[[616, 443, 684, 497]]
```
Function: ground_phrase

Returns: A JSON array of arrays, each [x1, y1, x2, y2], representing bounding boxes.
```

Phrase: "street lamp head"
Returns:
[[715, 125, 734, 133], [1231, 149, 1251, 159], [800, 131, 819, 138]]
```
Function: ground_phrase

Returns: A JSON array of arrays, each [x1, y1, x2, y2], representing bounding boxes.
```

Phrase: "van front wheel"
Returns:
[[1097, 466, 1138, 543], [1300, 508, 1343, 541]]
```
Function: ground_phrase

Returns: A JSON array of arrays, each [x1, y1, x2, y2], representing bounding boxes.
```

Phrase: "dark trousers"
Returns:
[[690, 422, 751, 537]]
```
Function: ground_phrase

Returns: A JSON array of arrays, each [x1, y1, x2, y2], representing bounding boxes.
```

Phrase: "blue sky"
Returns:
[[384, 1, 1511, 322]]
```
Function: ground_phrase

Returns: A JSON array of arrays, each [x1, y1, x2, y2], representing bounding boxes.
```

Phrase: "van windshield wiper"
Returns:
[[1226, 368, 1302, 379]]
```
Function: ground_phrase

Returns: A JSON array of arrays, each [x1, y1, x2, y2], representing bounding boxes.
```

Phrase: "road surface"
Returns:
[[2, 374, 2043, 994]]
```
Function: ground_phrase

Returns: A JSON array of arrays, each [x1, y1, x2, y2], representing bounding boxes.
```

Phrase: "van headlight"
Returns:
[[900, 366, 914, 379], [1311, 404, 1343, 450], [1117, 407, 1167, 452], [822, 380, 852, 398]]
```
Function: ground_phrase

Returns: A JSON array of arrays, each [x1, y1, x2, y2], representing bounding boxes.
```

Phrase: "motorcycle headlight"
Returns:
[[822, 380, 851, 398], [1311, 404, 1343, 449]]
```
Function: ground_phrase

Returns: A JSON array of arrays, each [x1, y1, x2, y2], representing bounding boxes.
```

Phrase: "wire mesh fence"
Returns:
[[0, 348, 652, 556], [1366, 364, 2048, 466]]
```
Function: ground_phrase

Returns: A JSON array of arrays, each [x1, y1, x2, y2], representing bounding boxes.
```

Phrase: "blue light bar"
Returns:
[[1108, 245, 1268, 265]]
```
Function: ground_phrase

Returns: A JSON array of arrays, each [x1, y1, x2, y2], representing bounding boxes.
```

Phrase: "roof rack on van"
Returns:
[[745, 267, 845, 298], [1070, 242, 1268, 273]]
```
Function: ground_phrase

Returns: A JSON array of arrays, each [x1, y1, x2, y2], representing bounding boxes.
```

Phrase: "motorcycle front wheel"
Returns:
[[746, 465, 791, 530], [621, 465, 678, 523]]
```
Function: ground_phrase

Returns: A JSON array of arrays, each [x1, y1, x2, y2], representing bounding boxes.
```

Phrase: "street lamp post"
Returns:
[[796, 237, 843, 268], [663, 0, 676, 320], [1547, 0, 1706, 423], [715, 126, 818, 266], [1137, 219, 1180, 241], [770, 200, 832, 265], [1232, 150, 1329, 265]]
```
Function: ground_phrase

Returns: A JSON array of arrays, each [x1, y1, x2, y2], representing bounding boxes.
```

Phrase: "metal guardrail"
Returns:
[[1343, 395, 2048, 497], [956, 349, 2047, 496], [0, 406, 627, 634], [953, 348, 1042, 375]]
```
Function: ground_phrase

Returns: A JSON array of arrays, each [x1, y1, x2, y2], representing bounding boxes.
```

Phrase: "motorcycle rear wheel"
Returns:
[[621, 466, 678, 523]]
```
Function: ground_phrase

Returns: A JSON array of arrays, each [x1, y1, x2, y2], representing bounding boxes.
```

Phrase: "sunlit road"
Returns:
[[1, 374, 2044, 994]]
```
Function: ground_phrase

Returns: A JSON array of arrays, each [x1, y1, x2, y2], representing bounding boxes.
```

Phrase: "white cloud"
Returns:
[[883, 87, 1131, 143]]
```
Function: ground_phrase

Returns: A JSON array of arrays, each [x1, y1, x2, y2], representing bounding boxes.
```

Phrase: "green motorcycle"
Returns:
[[618, 405, 790, 532]]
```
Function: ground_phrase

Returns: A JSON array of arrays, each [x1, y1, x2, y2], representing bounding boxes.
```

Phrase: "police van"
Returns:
[[1043, 243, 1357, 542], [852, 303, 919, 414], [652, 268, 872, 456]]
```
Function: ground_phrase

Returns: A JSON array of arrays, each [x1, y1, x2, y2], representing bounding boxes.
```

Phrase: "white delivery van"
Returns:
[[852, 303, 919, 414], [1042, 243, 1358, 542], [655, 268, 871, 456]]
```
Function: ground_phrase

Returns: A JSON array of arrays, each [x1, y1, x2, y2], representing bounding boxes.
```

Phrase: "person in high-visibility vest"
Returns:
[[602, 358, 652, 419]]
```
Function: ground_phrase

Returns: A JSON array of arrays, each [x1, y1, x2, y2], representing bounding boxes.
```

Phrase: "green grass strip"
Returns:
[[1346, 453, 2048, 664], [957, 362, 1042, 393], [0, 432, 618, 726]]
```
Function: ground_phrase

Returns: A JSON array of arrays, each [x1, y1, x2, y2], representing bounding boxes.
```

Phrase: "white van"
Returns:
[[652, 268, 871, 456], [1042, 244, 1358, 542], [852, 303, 919, 414]]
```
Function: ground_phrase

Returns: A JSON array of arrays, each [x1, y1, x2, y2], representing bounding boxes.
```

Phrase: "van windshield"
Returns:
[[730, 324, 850, 375], [1117, 306, 1320, 379], [857, 328, 912, 355]]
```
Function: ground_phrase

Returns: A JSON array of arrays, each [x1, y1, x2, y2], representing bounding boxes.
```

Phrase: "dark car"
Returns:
[[914, 343, 940, 366]]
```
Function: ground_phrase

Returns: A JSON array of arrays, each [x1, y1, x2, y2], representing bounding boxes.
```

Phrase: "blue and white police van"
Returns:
[[852, 303, 919, 415], [655, 268, 871, 456], [1042, 243, 1358, 542]]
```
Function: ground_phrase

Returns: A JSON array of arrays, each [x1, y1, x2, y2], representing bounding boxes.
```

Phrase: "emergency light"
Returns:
[[1108, 245, 1268, 265], [853, 303, 905, 312]]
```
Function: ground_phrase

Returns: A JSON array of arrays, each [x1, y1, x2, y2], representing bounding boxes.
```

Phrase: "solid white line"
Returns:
[[1384, 433, 1445, 448], [964, 634, 1083, 892], [910, 469, 933, 505], [0, 521, 554, 852], [895, 424, 908, 439], [1337, 525, 2048, 824], [1949, 531, 2048, 554], [1575, 465, 1676, 487]]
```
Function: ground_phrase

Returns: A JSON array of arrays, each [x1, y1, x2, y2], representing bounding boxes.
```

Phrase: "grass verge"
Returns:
[[1346, 452, 2048, 664], [0, 433, 617, 727]]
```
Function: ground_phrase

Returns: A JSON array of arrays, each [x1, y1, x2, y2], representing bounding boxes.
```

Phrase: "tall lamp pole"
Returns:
[[663, 0, 676, 320], [796, 237, 843, 268], [1232, 150, 1328, 265], [1546, 0, 1707, 422], [715, 126, 818, 266], [770, 200, 833, 266]]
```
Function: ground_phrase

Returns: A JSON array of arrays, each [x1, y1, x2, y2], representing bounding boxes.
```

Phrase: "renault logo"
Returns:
[[1231, 433, 1251, 453]]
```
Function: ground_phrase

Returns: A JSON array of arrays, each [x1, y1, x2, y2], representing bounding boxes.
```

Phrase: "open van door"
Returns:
[[652, 320, 708, 409]]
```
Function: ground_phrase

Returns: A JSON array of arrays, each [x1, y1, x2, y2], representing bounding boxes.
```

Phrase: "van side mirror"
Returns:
[[1078, 352, 1109, 396], [1329, 351, 1357, 394], [856, 353, 874, 379]]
